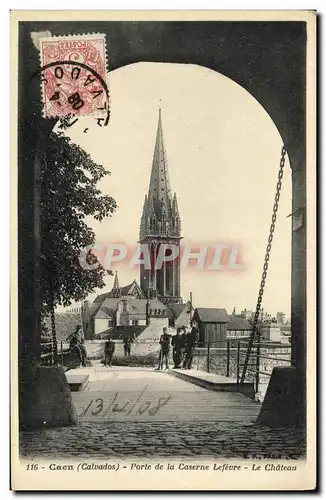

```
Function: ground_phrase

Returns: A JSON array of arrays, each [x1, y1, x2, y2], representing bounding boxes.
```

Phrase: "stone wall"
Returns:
[[85, 339, 162, 359], [83, 321, 175, 361]]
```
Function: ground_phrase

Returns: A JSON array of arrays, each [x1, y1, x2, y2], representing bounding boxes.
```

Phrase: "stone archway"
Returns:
[[18, 20, 307, 427]]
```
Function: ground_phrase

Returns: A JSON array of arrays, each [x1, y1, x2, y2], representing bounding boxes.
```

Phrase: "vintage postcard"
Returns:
[[10, 10, 316, 491]]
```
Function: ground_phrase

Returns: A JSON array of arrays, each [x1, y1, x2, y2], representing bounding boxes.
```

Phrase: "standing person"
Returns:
[[183, 320, 199, 370], [104, 337, 115, 367], [79, 334, 87, 367], [123, 336, 130, 357], [158, 327, 171, 370], [78, 324, 87, 367], [123, 332, 135, 357], [180, 326, 188, 366], [172, 328, 183, 369]]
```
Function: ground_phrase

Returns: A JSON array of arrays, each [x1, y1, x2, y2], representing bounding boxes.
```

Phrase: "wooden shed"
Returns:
[[192, 308, 229, 347]]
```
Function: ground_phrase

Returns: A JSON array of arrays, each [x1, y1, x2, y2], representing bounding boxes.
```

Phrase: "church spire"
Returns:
[[140, 109, 180, 241], [139, 110, 182, 305], [111, 271, 121, 298], [147, 108, 172, 216], [112, 271, 120, 291]]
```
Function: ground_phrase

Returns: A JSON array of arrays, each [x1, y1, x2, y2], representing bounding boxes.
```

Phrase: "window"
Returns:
[[132, 320, 139, 326]]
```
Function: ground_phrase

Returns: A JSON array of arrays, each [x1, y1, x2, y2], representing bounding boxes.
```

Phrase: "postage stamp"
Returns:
[[38, 34, 108, 119], [11, 10, 316, 493]]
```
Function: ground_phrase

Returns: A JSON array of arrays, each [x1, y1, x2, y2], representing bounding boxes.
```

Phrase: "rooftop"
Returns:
[[194, 308, 229, 324], [227, 315, 251, 331]]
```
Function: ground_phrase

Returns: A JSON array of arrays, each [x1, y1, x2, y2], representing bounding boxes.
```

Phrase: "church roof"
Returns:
[[94, 279, 145, 303], [92, 295, 166, 320], [95, 308, 112, 319], [89, 302, 101, 318], [101, 297, 120, 311], [127, 298, 166, 316], [167, 303, 188, 319]]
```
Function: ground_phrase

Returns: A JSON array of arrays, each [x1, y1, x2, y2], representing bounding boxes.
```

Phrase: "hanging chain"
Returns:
[[51, 303, 58, 365], [240, 145, 287, 385]]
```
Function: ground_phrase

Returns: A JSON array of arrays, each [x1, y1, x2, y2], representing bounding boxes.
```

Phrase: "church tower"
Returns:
[[139, 109, 182, 305]]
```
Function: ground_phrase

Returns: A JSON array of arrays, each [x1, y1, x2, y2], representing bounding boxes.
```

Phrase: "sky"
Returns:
[[58, 62, 292, 317]]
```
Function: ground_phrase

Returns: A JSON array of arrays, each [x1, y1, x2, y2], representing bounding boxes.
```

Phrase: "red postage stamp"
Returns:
[[39, 34, 108, 120]]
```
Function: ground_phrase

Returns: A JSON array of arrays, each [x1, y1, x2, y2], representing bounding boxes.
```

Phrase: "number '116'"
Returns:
[[26, 463, 39, 470]]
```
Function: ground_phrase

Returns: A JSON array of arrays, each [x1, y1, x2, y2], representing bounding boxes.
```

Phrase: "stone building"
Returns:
[[81, 110, 192, 339], [139, 109, 182, 305], [81, 272, 192, 339]]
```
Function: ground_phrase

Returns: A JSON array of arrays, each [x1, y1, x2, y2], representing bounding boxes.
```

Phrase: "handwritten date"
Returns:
[[79, 385, 171, 418]]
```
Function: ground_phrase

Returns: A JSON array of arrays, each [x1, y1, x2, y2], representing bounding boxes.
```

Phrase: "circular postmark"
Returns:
[[29, 60, 110, 130]]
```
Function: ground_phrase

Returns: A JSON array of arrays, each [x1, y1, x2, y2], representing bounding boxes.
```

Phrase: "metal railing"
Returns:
[[198, 338, 240, 377], [197, 337, 291, 396], [237, 339, 291, 393], [40, 336, 292, 395], [40, 340, 65, 366]]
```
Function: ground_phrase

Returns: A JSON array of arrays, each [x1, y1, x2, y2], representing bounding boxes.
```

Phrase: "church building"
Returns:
[[139, 108, 182, 305], [81, 110, 191, 339]]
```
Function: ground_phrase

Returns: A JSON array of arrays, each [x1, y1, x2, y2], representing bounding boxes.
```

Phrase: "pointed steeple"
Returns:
[[147, 109, 172, 218], [140, 109, 180, 241], [112, 271, 120, 291]]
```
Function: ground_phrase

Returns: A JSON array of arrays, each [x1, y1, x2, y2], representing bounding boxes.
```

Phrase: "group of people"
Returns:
[[157, 321, 199, 371], [67, 322, 199, 371], [103, 332, 137, 367]]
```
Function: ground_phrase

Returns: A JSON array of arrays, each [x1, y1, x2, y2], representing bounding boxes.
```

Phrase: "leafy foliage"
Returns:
[[40, 132, 117, 316]]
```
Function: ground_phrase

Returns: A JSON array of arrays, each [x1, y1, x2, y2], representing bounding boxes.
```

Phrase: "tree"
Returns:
[[40, 132, 117, 360]]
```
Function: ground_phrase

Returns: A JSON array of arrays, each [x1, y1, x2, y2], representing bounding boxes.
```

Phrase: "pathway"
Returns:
[[20, 364, 306, 459], [71, 364, 260, 422]]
